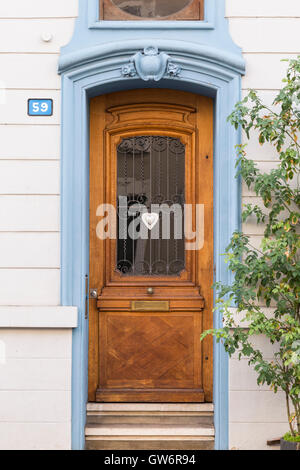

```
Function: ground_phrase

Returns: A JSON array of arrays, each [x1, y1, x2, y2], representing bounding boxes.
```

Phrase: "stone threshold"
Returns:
[[87, 403, 214, 412]]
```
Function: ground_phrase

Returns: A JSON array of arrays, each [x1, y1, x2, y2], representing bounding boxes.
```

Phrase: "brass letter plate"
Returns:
[[131, 301, 169, 312]]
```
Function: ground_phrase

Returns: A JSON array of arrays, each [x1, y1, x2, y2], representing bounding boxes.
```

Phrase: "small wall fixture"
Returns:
[[41, 32, 53, 43]]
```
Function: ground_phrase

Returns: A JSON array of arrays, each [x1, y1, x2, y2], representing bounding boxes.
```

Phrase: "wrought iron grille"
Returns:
[[116, 136, 185, 276]]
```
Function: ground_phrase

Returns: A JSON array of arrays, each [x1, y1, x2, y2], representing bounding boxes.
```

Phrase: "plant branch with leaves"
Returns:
[[201, 57, 300, 439]]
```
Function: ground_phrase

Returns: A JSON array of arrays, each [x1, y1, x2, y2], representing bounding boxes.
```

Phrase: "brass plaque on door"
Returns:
[[131, 301, 169, 312]]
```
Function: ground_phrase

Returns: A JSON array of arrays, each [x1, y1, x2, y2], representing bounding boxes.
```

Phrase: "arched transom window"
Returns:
[[100, 0, 204, 20]]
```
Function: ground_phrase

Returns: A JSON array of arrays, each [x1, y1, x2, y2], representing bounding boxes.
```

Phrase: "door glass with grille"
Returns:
[[117, 136, 185, 276]]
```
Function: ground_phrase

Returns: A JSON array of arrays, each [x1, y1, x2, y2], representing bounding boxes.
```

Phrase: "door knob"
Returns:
[[147, 287, 154, 295], [90, 289, 98, 299]]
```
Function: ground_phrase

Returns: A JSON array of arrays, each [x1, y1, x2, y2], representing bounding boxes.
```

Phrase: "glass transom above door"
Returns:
[[100, 0, 204, 21]]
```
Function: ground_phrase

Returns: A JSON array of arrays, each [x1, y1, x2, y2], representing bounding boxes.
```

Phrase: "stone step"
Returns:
[[85, 423, 214, 437], [85, 404, 215, 450], [86, 414, 214, 425], [87, 403, 214, 413], [85, 437, 214, 451]]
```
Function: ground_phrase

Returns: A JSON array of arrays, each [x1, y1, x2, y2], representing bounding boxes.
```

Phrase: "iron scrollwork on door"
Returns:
[[117, 135, 185, 276]]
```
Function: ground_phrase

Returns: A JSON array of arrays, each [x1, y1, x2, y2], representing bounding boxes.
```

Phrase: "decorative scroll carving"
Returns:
[[167, 62, 181, 77], [121, 62, 137, 78], [121, 46, 181, 81]]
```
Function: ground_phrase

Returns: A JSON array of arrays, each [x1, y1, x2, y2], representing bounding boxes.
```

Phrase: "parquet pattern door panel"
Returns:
[[97, 311, 203, 402]]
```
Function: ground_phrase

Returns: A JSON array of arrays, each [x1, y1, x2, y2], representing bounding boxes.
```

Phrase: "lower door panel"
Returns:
[[97, 310, 204, 403]]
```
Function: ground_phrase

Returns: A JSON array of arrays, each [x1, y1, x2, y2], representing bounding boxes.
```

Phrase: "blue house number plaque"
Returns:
[[28, 99, 53, 116]]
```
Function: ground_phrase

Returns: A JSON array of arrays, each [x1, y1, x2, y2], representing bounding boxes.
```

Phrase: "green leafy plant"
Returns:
[[283, 431, 300, 442], [201, 57, 300, 438]]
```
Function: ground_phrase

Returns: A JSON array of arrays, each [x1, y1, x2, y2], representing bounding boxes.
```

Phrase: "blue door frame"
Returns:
[[59, 0, 245, 451]]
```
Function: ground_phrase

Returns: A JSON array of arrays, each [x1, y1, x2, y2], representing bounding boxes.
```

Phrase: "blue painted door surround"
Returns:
[[59, 0, 245, 450]]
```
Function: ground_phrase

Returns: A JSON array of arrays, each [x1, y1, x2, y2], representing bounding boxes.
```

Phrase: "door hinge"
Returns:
[[85, 274, 89, 320]]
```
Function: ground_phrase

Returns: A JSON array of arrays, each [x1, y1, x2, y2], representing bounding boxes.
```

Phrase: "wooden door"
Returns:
[[89, 90, 213, 403]]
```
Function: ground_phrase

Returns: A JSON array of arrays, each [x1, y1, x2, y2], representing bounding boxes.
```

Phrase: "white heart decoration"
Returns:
[[141, 212, 159, 231]]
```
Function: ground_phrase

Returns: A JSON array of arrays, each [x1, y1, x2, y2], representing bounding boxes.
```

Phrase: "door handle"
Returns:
[[147, 287, 154, 295]]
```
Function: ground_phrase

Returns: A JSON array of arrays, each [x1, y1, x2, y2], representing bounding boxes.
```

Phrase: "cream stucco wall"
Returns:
[[0, 0, 299, 450], [0, 326, 72, 450], [226, 0, 300, 450], [0, 1, 78, 451]]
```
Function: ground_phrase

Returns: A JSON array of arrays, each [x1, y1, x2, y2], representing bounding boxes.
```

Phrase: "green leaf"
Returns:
[[201, 56, 300, 436]]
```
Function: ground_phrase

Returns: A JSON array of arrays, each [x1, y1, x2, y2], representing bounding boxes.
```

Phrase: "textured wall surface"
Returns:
[[0, 0, 299, 450], [0, 1, 77, 450], [0, 327, 72, 450], [226, 0, 300, 450]]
